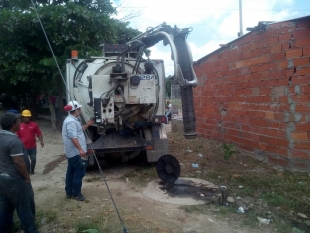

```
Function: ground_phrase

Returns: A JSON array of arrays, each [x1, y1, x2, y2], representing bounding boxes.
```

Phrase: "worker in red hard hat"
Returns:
[[62, 100, 93, 201], [16, 110, 44, 175]]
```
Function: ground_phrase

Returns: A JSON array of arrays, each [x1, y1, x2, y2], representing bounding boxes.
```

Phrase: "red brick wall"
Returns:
[[193, 18, 310, 172]]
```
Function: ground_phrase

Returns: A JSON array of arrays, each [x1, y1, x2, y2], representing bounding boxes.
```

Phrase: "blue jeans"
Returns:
[[26, 148, 37, 173], [165, 110, 171, 122], [0, 175, 39, 233], [65, 155, 87, 197]]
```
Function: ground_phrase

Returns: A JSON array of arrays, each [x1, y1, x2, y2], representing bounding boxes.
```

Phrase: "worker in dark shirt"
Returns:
[[0, 112, 39, 233]]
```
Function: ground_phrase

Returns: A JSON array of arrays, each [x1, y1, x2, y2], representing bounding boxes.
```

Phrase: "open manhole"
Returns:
[[143, 177, 223, 205]]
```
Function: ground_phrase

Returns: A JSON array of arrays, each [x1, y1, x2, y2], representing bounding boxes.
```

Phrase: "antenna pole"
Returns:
[[239, 0, 243, 37]]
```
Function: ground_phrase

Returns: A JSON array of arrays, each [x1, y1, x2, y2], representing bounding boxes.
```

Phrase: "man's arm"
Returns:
[[82, 118, 94, 131], [38, 135, 44, 148], [66, 121, 87, 157], [35, 124, 44, 147], [12, 156, 31, 183], [71, 138, 86, 157]]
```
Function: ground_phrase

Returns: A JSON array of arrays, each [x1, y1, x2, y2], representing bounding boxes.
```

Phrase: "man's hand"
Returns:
[[38, 135, 44, 148], [83, 118, 94, 130], [71, 138, 86, 157], [12, 155, 30, 182], [79, 149, 86, 157], [87, 118, 94, 127]]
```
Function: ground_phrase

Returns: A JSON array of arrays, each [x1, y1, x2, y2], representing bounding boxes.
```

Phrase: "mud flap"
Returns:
[[144, 123, 169, 162]]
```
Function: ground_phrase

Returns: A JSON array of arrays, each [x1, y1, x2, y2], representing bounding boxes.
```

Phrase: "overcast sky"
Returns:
[[113, 0, 310, 76]]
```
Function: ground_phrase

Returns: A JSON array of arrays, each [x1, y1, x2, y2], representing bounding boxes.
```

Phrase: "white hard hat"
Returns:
[[66, 100, 82, 112]]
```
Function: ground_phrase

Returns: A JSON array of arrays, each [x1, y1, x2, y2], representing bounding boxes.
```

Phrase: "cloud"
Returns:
[[150, 40, 222, 76], [112, 0, 310, 76]]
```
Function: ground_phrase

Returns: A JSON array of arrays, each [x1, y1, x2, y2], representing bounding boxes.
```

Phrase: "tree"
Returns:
[[0, 0, 139, 130], [165, 75, 172, 98]]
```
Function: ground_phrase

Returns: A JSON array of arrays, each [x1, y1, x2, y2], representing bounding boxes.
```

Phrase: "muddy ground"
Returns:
[[13, 117, 309, 233]]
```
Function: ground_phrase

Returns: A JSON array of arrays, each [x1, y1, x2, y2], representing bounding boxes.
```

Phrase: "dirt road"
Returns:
[[29, 119, 265, 233]]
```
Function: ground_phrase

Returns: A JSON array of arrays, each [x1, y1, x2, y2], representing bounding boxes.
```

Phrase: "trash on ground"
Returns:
[[191, 163, 199, 168], [257, 217, 270, 225], [185, 147, 193, 153], [209, 208, 220, 212], [238, 185, 244, 189], [227, 196, 235, 203], [297, 213, 308, 219], [197, 153, 204, 157], [237, 207, 245, 214]]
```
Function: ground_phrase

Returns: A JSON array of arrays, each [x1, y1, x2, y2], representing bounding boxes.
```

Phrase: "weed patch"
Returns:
[[37, 186, 47, 192], [125, 165, 157, 187], [75, 221, 100, 233], [168, 131, 310, 231], [12, 209, 58, 232], [85, 176, 102, 182]]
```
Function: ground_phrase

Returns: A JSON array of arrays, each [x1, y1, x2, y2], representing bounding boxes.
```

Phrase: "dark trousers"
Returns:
[[0, 175, 39, 233], [26, 148, 37, 172], [65, 155, 87, 197]]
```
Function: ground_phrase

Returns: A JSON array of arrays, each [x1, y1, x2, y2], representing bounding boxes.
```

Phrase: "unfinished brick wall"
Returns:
[[193, 17, 310, 172]]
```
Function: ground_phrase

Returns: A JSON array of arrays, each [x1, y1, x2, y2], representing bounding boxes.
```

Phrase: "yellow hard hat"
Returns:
[[22, 109, 32, 117]]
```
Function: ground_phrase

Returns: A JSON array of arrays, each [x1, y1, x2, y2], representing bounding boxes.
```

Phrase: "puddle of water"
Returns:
[[160, 178, 223, 204]]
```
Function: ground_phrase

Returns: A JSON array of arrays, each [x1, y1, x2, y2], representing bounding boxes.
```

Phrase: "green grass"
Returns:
[[229, 174, 309, 212], [72, 209, 155, 233], [172, 131, 310, 215], [12, 209, 58, 232], [168, 131, 310, 231], [75, 221, 100, 233], [36, 209, 58, 227], [240, 211, 259, 227], [179, 205, 207, 214], [192, 144, 204, 153], [85, 176, 102, 182], [273, 222, 295, 233], [37, 186, 47, 192], [236, 186, 255, 196], [124, 165, 157, 187], [263, 192, 300, 210]]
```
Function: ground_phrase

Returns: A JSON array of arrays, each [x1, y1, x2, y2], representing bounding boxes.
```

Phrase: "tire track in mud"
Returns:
[[42, 154, 66, 174]]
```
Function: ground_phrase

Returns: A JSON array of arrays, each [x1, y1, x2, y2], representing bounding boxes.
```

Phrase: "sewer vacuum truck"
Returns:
[[65, 23, 198, 183]]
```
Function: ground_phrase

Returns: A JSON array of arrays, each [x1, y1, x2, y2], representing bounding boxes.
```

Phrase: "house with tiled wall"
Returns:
[[193, 16, 310, 172]]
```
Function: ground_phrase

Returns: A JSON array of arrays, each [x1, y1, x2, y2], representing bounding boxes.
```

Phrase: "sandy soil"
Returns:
[[28, 119, 265, 233]]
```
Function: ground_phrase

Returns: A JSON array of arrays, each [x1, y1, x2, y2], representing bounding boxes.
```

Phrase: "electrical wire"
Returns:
[[30, 1, 130, 232]]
